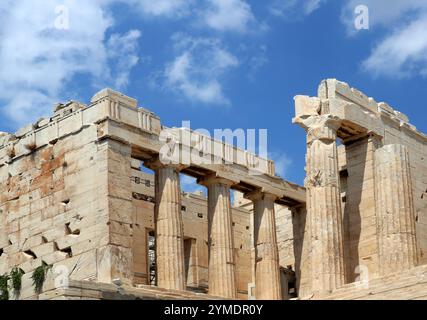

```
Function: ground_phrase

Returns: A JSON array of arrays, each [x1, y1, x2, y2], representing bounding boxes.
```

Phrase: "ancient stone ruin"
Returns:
[[0, 79, 426, 300]]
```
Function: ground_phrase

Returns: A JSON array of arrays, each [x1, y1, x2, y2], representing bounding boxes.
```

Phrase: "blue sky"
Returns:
[[1, 0, 427, 187]]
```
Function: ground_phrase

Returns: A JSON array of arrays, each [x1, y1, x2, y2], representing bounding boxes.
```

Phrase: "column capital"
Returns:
[[144, 156, 188, 172], [197, 173, 238, 187], [295, 115, 341, 143], [244, 189, 278, 202]]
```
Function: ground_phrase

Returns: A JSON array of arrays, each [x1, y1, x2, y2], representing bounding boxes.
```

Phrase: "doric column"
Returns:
[[375, 144, 418, 276], [199, 175, 236, 298], [96, 139, 134, 285], [297, 114, 345, 293], [145, 158, 186, 291], [246, 191, 282, 300]]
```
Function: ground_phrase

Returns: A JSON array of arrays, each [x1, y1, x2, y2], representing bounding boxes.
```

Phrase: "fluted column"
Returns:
[[247, 191, 282, 300], [375, 144, 418, 276], [145, 159, 186, 291], [298, 115, 345, 293], [199, 175, 236, 298]]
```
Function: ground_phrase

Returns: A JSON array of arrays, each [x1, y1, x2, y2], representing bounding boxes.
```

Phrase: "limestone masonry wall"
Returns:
[[0, 121, 119, 298]]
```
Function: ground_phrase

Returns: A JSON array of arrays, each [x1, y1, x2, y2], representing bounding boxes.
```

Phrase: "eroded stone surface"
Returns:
[[293, 79, 427, 298]]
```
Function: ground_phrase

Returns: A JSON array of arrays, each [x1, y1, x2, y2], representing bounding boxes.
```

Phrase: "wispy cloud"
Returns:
[[124, 0, 262, 33], [269, 151, 293, 179], [0, 0, 268, 127], [363, 13, 427, 78], [203, 0, 261, 33], [107, 30, 142, 88], [269, 0, 327, 18], [304, 0, 327, 15], [341, 0, 427, 31], [340, 0, 427, 78], [0, 0, 141, 125], [164, 33, 239, 106], [247, 45, 269, 81], [127, 0, 193, 18]]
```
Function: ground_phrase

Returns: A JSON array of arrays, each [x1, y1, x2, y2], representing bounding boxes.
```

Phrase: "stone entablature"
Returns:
[[0, 90, 161, 165], [0, 89, 305, 206], [295, 79, 427, 142], [164, 127, 276, 176], [293, 79, 427, 296]]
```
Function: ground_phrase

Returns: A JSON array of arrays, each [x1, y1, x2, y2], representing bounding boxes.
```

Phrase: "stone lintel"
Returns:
[[295, 115, 341, 143], [314, 79, 426, 141], [341, 130, 383, 146]]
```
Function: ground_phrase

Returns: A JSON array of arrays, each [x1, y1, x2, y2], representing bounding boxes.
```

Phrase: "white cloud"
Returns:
[[247, 45, 269, 81], [0, 0, 142, 125], [266, 1, 427, 82], [269, 0, 295, 17], [107, 30, 142, 88], [342, 0, 427, 31], [0, 0, 264, 127], [129, 0, 192, 18], [203, 0, 259, 33], [269, 152, 292, 179], [304, 0, 326, 15], [363, 12, 427, 78], [339, 0, 427, 78], [269, 0, 327, 18], [126, 0, 262, 33], [164, 34, 239, 106]]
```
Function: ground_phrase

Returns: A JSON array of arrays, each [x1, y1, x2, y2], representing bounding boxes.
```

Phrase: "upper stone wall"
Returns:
[[293, 79, 427, 288], [319, 79, 426, 141], [0, 88, 305, 205], [0, 88, 161, 167], [91, 88, 138, 108], [295, 79, 427, 142], [0, 88, 276, 180]]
